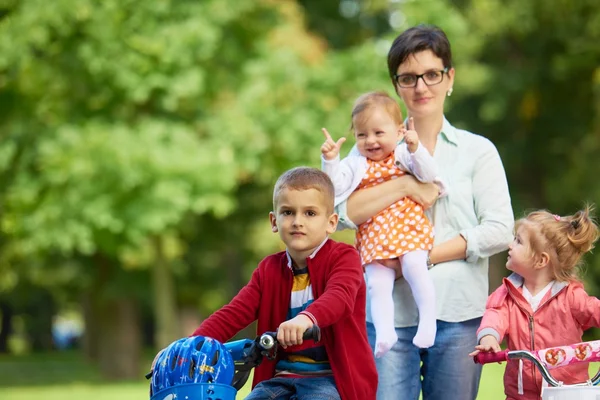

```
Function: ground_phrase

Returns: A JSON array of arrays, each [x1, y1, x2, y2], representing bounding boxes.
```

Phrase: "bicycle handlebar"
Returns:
[[258, 325, 321, 350], [473, 340, 600, 387], [473, 350, 508, 364], [145, 326, 321, 381]]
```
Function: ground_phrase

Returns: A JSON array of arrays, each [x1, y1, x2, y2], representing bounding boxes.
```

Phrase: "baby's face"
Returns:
[[353, 107, 402, 161]]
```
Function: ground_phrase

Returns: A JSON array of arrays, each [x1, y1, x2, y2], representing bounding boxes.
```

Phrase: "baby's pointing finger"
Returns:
[[321, 128, 333, 142]]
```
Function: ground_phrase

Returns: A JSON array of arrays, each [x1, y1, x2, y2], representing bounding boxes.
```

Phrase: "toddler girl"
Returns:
[[470, 206, 600, 399], [321, 91, 445, 356]]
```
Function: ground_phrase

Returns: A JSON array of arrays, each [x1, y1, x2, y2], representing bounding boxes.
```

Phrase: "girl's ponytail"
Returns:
[[519, 205, 599, 281], [566, 205, 599, 254]]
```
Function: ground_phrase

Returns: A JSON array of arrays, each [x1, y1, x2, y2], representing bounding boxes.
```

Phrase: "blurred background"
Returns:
[[0, 0, 599, 399]]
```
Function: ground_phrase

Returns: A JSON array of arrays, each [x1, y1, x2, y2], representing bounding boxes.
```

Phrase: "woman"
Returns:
[[336, 25, 514, 399]]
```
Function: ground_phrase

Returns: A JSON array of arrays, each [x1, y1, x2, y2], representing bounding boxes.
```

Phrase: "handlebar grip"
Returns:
[[303, 325, 321, 342], [474, 350, 508, 365]]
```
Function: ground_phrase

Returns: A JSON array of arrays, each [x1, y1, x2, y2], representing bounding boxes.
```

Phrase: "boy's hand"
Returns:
[[321, 128, 346, 161], [404, 117, 419, 153], [468, 335, 502, 357], [277, 314, 314, 349]]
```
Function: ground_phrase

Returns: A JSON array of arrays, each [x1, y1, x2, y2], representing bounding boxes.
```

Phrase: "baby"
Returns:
[[321, 91, 445, 357]]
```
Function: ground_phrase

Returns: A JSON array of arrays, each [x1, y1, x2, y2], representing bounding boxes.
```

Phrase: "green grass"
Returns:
[[0, 351, 596, 399]]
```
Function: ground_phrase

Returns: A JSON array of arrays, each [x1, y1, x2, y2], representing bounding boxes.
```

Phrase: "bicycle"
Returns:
[[147, 326, 321, 400], [474, 339, 600, 399]]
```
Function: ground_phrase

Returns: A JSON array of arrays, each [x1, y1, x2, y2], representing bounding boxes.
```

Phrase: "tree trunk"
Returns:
[[179, 306, 202, 336], [223, 245, 255, 339], [81, 291, 99, 361], [0, 301, 13, 353], [82, 254, 110, 362], [488, 252, 508, 294], [152, 235, 179, 349], [83, 254, 142, 380], [97, 297, 141, 380], [25, 289, 56, 351]]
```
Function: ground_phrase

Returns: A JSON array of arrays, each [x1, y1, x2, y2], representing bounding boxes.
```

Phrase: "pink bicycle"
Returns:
[[474, 340, 600, 399]]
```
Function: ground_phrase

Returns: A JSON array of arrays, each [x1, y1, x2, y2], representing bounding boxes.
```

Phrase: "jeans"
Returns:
[[245, 376, 340, 400], [367, 318, 482, 400]]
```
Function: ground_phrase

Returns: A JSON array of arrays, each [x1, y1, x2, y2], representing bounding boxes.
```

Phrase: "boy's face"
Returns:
[[270, 188, 338, 263]]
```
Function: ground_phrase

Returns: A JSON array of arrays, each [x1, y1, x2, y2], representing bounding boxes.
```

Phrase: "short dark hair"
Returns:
[[387, 24, 453, 84], [272, 167, 335, 213]]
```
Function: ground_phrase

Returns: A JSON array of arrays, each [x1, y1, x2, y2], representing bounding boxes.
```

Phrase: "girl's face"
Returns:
[[507, 224, 536, 278], [353, 107, 403, 162], [394, 49, 454, 119]]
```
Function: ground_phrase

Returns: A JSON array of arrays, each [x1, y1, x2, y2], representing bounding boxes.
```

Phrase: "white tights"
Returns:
[[365, 250, 436, 358]]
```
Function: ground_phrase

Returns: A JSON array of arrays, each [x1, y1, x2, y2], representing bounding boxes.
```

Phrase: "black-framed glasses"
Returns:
[[394, 68, 449, 88]]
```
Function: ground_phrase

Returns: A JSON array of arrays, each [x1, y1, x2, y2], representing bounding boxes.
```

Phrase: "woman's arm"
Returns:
[[346, 175, 439, 226], [458, 140, 514, 262], [429, 235, 467, 265], [430, 140, 513, 265]]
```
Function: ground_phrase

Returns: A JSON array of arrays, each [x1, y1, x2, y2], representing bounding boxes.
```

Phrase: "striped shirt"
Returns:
[[275, 245, 332, 377]]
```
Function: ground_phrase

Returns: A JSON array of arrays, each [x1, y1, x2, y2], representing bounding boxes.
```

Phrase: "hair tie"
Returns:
[[571, 220, 580, 229], [553, 214, 561, 221]]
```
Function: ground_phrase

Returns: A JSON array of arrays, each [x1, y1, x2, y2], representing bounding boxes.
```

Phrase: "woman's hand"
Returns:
[[347, 175, 439, 225], [405, 177, 439, 210]]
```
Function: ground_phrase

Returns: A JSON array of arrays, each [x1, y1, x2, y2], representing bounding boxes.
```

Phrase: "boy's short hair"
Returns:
[[273, 167, 335, 213]]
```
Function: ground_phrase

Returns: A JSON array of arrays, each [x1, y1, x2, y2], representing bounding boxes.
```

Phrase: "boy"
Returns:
[[192, 167, 377, 400]]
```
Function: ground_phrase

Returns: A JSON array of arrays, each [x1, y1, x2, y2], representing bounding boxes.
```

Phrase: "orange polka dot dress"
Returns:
[[355, 152, 434, 265]]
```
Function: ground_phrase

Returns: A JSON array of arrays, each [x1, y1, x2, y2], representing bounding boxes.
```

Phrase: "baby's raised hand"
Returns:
[[321, 128, 346, 161], [468, 335, 502, 357], [404, 117, 419, 153]]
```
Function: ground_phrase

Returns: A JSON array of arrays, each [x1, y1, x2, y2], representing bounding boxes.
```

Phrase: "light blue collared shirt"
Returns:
[[336, 117, 514, 325]]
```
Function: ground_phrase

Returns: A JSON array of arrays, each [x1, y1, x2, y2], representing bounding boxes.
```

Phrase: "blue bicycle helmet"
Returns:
[[150, 336, 235, 400]]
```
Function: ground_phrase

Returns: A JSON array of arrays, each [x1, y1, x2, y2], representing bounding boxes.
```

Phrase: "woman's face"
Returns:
[[394, 49, 454, 119]]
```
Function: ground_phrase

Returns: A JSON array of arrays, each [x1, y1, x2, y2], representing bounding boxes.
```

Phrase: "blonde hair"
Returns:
[[272, 167, 335, 213], [515, 205, 600, 281], [351, 91, 404, 130]]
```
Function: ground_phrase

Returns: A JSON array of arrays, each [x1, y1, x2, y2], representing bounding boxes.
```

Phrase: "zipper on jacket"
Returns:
[[506, 282, 567, 395], [506, 287, 539, 394], [528, 315, 535, 351]]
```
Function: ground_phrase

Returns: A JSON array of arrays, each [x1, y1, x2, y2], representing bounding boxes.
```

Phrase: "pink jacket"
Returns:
[[478, 274, 600, 399]]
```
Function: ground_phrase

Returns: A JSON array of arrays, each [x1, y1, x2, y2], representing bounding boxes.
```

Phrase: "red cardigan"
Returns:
[[192, 239, 377, 400]]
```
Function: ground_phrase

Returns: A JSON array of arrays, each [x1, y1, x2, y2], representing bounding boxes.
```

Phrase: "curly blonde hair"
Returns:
[[515, 205, 599, 282]]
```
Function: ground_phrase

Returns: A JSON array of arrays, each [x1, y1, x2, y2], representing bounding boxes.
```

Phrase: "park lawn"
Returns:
[[0, 351, 596, 399]]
